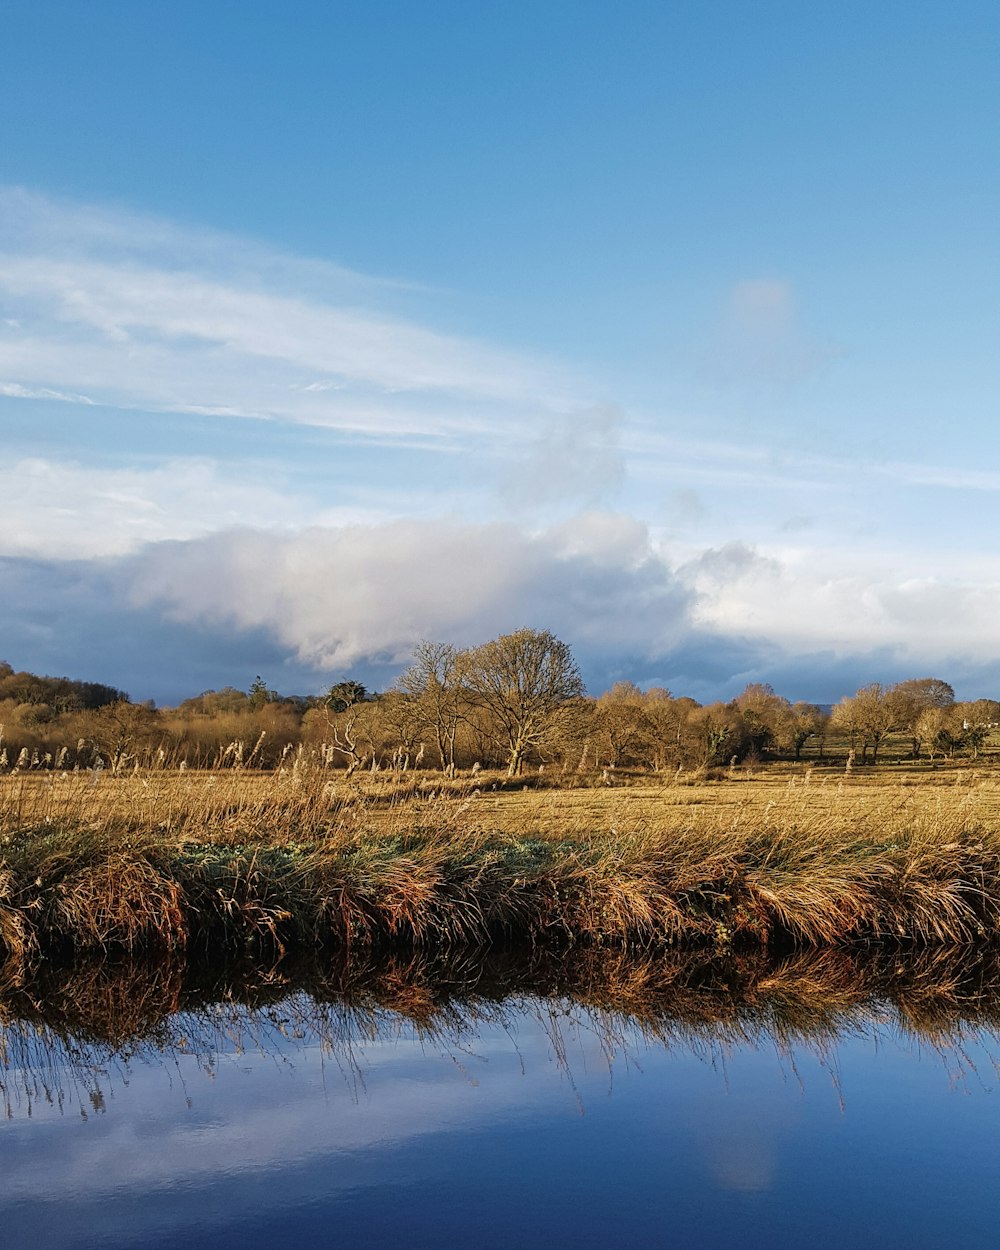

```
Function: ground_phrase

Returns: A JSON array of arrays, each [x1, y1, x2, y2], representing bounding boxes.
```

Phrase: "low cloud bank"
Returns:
[[5, 514, 1000, 704], [123, 513, 691, 673]]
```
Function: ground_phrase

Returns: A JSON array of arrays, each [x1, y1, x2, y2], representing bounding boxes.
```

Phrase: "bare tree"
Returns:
[[685, 701, 741, 769], [958, 698, 1000, 728], [954, 699, 1000, 759], [86, 700, 159, 772], [888, 678, 955, 758], [643, 690, 699, 771], [915, 706, 953, 760], [833, 683, 896, 764], [783, 702, 830, 760], [536, 695, 594, 772], [733, 683, 792, 759], [397, 640, 462, 775], [458, 628, 584, 776], [374, 689, 424, 770], [593, 682, 655, 768], [322, 681, 375, 775]]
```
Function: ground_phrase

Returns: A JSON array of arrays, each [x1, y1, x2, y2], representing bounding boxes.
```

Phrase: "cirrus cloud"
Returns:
[[0, 186, 578, 442]]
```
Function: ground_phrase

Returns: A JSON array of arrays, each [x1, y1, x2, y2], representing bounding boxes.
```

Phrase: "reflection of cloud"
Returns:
[[0, 1009, 619, 1226], [687, 1061, 801, 1196], [3, 1028, 537, 1190], [703, 1124, 775, 1192]]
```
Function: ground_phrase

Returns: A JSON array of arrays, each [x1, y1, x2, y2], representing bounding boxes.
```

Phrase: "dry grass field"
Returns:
[[4, 761, 1000, 966], [464, 770, 1000, 840], [7, 757, 1000, 842]]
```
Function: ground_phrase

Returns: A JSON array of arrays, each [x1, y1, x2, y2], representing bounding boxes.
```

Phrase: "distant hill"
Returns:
[[0, 661, 127, 711]]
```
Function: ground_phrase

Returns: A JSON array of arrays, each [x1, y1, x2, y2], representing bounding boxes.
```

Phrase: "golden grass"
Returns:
[[4, 764, 1000, 962]]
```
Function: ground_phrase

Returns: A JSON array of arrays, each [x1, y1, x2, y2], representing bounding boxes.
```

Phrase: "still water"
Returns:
[[2, 948, 1000, 1249]]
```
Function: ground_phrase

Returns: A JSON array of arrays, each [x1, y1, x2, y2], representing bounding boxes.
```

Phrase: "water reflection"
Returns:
[[3, 947, 1000, 1250], [3, 944, 1000, 1119]]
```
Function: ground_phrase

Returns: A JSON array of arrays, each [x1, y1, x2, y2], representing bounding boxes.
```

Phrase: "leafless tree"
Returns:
[[593, 682, 656, 768], [457, 628, 584, 776], [322, 682, 374, 775], [888, 678, 955, 758], [833, 683, 896, 764], [397, 640, 463, 775], [783, 702, 830, 760]]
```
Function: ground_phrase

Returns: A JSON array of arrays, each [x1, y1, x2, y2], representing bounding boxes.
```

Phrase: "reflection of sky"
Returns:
[[2, 1005, 1000, 1250]]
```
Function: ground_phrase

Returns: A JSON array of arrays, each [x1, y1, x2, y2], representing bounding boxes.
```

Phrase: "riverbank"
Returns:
[[4, 766, 1000, 965]]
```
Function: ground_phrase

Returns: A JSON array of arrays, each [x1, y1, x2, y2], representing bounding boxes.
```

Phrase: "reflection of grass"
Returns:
[[4, 945, 1000, 1117], [4, 767, 1000, 960]]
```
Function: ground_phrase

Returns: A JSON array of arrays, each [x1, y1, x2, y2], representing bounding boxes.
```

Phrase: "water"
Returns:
[[3, 948, 1000, 1249]]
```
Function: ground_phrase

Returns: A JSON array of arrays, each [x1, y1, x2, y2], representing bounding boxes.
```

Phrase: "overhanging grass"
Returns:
[[3, 820, 1000, 968]]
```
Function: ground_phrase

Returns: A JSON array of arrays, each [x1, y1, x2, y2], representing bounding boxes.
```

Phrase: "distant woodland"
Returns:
[[2, 630, 997, 775]]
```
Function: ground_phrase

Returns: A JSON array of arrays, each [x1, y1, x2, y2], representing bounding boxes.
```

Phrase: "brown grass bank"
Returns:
[[4, 766, 1000, 967]]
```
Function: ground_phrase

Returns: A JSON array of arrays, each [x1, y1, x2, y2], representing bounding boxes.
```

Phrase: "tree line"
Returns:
[[1, 634, 997, 775]]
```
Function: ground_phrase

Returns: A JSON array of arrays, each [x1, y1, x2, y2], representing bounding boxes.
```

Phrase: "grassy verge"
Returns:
[[4, 766, 1000, 966]]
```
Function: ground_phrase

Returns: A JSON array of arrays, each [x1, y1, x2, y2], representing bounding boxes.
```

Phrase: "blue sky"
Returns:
[[2, 1, 999, 703]]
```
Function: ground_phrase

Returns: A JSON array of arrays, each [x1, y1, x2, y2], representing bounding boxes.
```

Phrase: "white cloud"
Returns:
[[0, 255, 554, 400], [123, 513, 691, 671], [0, 187, 578, 441], [0, 185, 420, 299], [112, 515, 1000, 679], [878, 461, 1000, 492], [0, 380, 96, 404], [500, 403, 626, 510], [698, 277, 839, 387], [0, 458, 326, 558], [689, 539, 1000, 663], [7, 514, 1000, 701], [3, 190, 1000, 699]]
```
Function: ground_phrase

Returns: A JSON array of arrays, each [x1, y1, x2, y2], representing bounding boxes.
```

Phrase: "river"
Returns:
[[2, 947, 999, 1248]]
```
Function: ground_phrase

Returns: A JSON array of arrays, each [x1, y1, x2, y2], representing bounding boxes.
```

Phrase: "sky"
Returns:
[[1, 0, 999, 705]]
